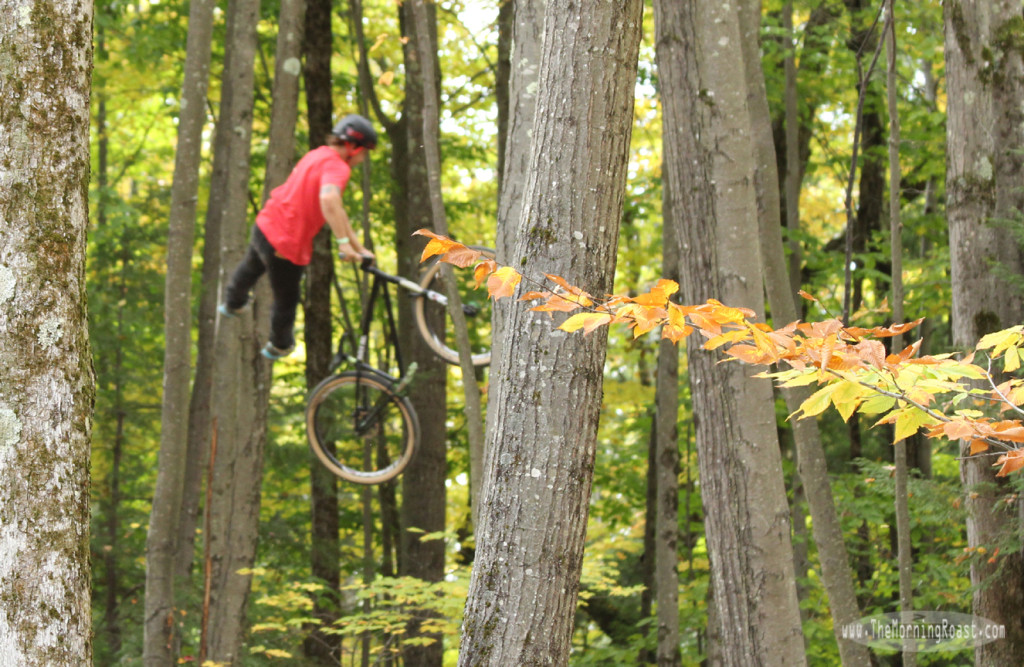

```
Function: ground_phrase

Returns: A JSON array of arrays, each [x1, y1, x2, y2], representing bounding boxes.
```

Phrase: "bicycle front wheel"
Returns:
[[306, 371, 420, 485], [415, 246, 495, 367]]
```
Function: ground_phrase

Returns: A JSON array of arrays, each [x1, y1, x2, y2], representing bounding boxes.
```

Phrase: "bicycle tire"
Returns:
[[306, 370, 420, 485], [415, 246, 495, 367]]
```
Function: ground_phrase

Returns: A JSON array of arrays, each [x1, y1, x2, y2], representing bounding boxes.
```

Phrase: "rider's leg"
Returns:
[[222, 226, 270, 312], [265, 252, 305, 352]]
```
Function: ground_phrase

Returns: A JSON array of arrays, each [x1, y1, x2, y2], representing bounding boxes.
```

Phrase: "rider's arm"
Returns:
[[320, 184, 374, 261]]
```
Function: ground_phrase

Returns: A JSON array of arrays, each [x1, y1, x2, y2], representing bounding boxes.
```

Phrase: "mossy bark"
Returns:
[[946, 2, 1024, 665], [0, 0, 95, 663]]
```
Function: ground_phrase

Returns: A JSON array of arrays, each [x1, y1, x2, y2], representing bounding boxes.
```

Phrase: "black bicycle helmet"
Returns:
[[332, 114, 378, 150]]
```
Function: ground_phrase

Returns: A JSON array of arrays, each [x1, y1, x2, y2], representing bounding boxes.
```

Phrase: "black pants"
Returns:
[[224, 225, 305, 350]]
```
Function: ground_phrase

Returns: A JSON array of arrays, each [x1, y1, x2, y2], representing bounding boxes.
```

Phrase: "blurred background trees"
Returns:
[[85, 0, 1002, 664]]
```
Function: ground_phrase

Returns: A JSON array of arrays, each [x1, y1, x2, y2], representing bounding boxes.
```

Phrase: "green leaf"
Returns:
[[799, 383, 839, 418], [893, 407, 935, 442], [858, 392, 896, 415]]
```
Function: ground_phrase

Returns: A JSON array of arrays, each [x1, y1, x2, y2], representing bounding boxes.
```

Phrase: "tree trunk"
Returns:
[[302, 1, 340, 663], [459, 3, 643, 664], [654, 208, 680, 666], [490, 0, 544, 525], [203, 0, 269, 661], [145, 0, 216, 662], [640, 420, 657, 665], [0, 0, 94, 662], [395, 2, 449, 663], [739, 1, 871, 663], [177, 0, 226, 590], [946, 2, 1024, 664], [263, 0, 305, 200], [657, 0, 805, 662], [94, 35, 125, 656]]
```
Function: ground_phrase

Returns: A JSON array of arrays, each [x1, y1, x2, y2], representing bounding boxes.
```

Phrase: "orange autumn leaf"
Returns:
[[531, 294, 586, 314], [995, 450, 1024, 477], [487, 266, 522, 300], [473, 259, 498, 288], [414, 229, 463, 261], [632, 279, 679, 308], [970, 439, 990, 455], [442, 245, 486, 268], [416, 230, 1024, 476]]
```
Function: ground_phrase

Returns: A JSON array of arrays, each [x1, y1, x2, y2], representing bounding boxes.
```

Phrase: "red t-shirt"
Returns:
[[256, 145, 352, 265]]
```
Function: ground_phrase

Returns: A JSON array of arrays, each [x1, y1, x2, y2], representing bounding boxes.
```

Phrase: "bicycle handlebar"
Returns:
[[359, 261, 427, 296]]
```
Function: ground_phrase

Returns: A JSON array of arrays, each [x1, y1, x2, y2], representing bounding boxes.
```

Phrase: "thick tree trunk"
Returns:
[[203, 0, 269, 662], [459, 3, 643, 664], [145, 0, 216, 662], [0, 0, 94, 662], [946, 2, 1024, 664], [657, 0, 805, 663]]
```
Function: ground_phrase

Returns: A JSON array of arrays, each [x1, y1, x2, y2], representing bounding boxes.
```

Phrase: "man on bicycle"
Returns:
[[219, 114, 378, 360]]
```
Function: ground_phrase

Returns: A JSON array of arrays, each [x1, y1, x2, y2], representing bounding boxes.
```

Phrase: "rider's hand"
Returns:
[[338, 244, 373, 264]]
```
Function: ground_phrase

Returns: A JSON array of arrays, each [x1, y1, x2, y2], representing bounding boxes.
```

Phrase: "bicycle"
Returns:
[[306, 248, 494, 485]]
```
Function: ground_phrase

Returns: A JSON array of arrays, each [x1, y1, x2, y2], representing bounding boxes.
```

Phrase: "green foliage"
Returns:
[[86, 0, 969, 664]]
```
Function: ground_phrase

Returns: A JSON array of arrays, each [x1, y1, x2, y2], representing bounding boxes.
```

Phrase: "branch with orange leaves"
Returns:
[[415, 230, 1024, 476]]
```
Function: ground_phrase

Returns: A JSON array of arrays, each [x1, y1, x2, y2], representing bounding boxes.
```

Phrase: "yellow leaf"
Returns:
[[378, 71, 395, 86], [369, 33, 389, 53], [559, 312, 612, 335], [778, 371, 819, 388], [893, 407, 935, 442], [977, 326, 1024, 355], [831, 380, 865, 422], [1006, 346, 1022, 373], [704, 328, 750, 351]]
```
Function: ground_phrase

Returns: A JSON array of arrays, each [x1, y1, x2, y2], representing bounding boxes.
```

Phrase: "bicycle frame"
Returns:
[[331, 263, 431, 386]]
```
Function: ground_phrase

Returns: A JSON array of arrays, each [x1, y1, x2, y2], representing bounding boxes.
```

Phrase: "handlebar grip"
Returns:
[[360, 255, 375, 270]]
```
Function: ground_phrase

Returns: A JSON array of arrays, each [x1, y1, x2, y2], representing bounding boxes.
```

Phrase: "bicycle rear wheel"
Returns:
[[306, 370, 420, 485], [415, 246, 495, 367]]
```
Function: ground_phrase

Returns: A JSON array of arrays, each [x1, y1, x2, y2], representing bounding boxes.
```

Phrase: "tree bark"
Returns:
[[490, 0, 544, 526], [145, 0, 216, 662], [203, 0, 269, 662], [459, 3, 643, 664], [654, 196, 681, 666], [395, 2, 449, 663], [739, 1, 872, 663], [946, 3, 1024, 662], [0, 0, 94, 662], [657, 0, 805, 662], [302, 0, 339, 662]]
